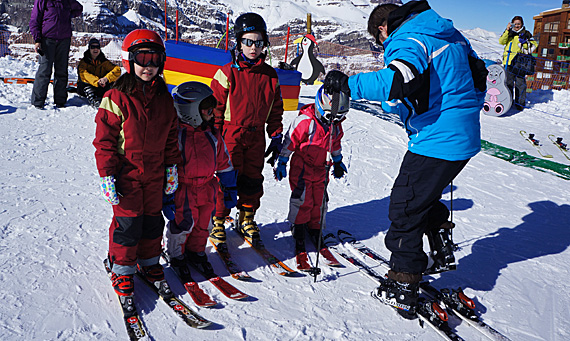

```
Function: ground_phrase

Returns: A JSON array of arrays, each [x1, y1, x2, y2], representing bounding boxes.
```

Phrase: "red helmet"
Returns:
[[121, 29, 165, 73]]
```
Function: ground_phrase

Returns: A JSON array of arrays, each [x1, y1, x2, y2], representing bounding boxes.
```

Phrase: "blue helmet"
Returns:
[[315, 86, 350, 122]]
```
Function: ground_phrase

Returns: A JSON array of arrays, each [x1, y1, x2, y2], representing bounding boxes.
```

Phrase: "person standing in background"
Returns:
[[29, 0, 83, 109]]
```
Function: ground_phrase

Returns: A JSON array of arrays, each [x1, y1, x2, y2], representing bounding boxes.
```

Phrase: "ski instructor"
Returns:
[[323, 1, 487, 319]]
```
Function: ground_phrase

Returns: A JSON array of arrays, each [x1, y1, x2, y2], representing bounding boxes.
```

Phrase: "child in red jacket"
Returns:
[[163, 81, 237, 279], [209, 12, 284, 248], [93, 29, 181, 305], [274, 86, 350, 270]]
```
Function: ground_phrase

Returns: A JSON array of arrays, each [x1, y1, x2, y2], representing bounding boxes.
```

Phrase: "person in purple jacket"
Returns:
[[29, 0, 83, 109]]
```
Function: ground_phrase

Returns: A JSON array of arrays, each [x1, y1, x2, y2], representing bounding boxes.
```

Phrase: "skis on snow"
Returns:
[[335, 230, 511, 341], [548, 134, 570, 160], [520, 130, 553, 158], [161, 251, 249, 301], [322, 233, 462, 341]]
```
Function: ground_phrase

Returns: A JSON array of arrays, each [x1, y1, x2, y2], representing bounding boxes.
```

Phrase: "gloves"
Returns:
[[324, 70, 350, 97], [274, 155, 289, 181], [218, 170, 238, 209], [332, 154, 347, 179], [100, 175, 120, 205], [164, 165, 178, 195], [264, 133, 283, 166], [162, 192, 176, 221]]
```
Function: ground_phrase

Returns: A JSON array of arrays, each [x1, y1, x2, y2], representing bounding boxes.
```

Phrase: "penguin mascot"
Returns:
[[290, 34, 325, 85]]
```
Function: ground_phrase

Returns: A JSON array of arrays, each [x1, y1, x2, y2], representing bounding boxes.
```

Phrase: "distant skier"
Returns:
[[210, 12, 284, 249], [163, 81, 237, 277], [324, 1, 487, 319], [93, 29, 181, 302], [290, 34, 325, 85], [274, 85, 349, 269]]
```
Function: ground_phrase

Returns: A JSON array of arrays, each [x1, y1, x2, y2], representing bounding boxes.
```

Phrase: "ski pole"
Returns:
[[311, 91, 340, 282]]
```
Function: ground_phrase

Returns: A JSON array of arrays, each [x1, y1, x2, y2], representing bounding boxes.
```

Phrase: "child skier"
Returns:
[[209, 12, 284, 249], [94, 29, 181, 307], [163, 81, 237, 279], [274, 86, 350, 269]]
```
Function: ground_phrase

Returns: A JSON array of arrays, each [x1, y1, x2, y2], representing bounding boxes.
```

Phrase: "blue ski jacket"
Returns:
[[348, 1, 484, 161]]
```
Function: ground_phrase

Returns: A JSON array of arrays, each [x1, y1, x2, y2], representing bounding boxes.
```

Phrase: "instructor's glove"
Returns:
[[324, 70, 350, 96], [218, 170, 238, 209], [274, 155, 289, 181], [100, 175, 120, 205], [332, 154, 347, 179], [162, 192, 176, 221], [264, 133, 283, 166], [164, 164, 178, 195]]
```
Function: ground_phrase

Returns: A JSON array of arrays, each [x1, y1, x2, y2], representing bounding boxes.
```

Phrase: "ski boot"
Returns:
[[292, 224, 311, 271], [237, 205, 262, 247], [84, 85, 102, 108], [425, 221, 457, 275], [138, 263, 173, 299], [169, 255, 194, 284], [186, 251, 216, 278], [104, 258, 137, 317], [210, 216, 228, 253], [373, 270, 422, 319]]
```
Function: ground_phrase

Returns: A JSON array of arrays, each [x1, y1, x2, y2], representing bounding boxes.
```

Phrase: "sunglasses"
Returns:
[[130, 50, 165, 67], [241, 38, 265, 48], [90, 45, 100, 50]]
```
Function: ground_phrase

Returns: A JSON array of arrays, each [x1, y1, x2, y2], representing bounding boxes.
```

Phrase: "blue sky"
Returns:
[[409, 0, 565, 34]]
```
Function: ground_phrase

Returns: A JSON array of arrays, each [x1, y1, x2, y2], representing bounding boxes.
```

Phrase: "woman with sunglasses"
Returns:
[[210, 12, 284, 251], [93, 29, 181, 310], [77, 38, 121, 108]]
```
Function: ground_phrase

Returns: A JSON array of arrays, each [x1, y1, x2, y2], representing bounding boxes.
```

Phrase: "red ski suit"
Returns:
[[280, 104, 344, 230], [165, 122, 234, 257], [210, 54, 284, 216], [93, 80, 181, 272]]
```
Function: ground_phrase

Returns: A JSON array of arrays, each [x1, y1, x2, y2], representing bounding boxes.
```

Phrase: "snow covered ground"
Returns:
[[1, 52, 570, 341]]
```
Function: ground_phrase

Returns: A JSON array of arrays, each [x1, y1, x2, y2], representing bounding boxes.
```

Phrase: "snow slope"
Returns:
[[1, 54, 570, 341]]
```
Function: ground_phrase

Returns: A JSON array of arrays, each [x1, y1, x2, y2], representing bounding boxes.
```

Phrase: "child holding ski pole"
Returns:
[[162, 81, 237, 278], [274, 86, 349, 271], [94, 29, 181, 304]]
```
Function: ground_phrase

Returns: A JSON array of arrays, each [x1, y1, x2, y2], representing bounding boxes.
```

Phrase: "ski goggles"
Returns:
[[241, 38, 265, 48], [130, 50, 165, 67]]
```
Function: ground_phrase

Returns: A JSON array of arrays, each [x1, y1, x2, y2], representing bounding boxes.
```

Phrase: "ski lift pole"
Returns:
[[164, 0, 167, 41], [284, 27, 291, 63], [225, 13, 230, 52], [311, 92, 340, 283], [176, 10, 179, 42]]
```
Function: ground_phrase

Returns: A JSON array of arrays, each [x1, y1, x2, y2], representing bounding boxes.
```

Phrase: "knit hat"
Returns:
[[88, 38, 101, 49]]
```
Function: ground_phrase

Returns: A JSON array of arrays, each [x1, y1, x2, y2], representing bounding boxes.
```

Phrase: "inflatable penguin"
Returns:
[[290, 34, 325, 85], [482, 63, 512, 116]]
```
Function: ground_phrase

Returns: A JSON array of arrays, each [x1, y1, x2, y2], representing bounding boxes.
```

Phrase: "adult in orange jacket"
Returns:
[[209, 12, 284, 248]]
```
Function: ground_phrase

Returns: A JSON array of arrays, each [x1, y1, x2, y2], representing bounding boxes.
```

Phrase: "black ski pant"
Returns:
[[506, 65, 526, 107], [31, 37, 71, 107], [385, 151, 469, 275]]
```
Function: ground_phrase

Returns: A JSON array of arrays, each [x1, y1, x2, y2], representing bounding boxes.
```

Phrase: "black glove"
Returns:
[[332, 154, 347, 179], [264, 133, 283, 166], [324, 70, 350, 96]]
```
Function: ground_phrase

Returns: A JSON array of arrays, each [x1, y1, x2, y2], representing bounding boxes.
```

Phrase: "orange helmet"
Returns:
[[121, 29, 165, 73]]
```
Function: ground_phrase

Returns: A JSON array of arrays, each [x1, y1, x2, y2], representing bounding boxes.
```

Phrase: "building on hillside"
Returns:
[[533, 0, 570, 67], [529, 0, 570, 90]]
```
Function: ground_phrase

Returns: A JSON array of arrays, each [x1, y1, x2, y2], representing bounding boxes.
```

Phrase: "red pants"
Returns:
[[216, 126, 265, 216], [165, 179, 217, 257], [108, 170, 164, 270], [287, 158, 328, 230]]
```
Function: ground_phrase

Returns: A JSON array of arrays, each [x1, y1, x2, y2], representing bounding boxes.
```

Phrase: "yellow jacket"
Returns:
[[499, 29, 538, 66], [78, 51, 121, 87]]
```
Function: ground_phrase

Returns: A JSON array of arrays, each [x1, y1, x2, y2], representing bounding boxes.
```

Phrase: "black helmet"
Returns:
[[234, 12, 269, 49]]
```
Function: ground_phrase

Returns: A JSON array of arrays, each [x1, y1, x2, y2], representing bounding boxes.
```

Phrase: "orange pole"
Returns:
[[176, 10, 179, 42], [164, 0, 167, 41], [225, 13, 229, 51], [284, 27, 291, 63]]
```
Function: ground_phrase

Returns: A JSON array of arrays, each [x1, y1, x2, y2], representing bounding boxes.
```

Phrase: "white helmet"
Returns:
[[315, 85, 350, 123], [172, 82, 216, 127]]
